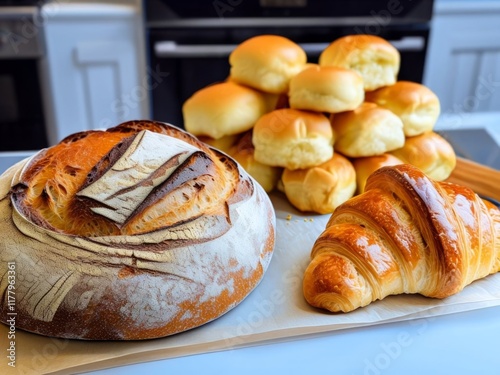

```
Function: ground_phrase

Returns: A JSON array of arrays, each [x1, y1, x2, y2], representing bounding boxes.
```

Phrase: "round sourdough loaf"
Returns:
[[0, 120, 275, 340]]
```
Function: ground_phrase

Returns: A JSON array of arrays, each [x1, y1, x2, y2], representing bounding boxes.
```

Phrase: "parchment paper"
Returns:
[[2, 193, 500, 375]]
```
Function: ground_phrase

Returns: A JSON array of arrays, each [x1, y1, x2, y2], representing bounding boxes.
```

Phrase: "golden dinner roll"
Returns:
[[289, 65, 364, 113], [302, 62, 319, 70], [229, 132, 282, 193], [352, 153, 404, 194], [183, 81, 267, 139], [229, 35, 307, 94], [319, 34, 400, 91], [365, 81, 441, 136], [253, 108, 334, 170], [198, 134, 241, 154], [390, 131, 457, 181], [331, 102, 405, 157], [226, 75, 282, 112], [281, 152, 356, 214]]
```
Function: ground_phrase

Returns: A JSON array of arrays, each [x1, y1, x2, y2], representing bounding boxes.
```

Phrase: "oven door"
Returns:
[[0, 58, 47, 151], [148, 25, 429, 128]]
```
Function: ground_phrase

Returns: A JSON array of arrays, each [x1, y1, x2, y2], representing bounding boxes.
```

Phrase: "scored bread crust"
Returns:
[[0, 120, 275, 340]]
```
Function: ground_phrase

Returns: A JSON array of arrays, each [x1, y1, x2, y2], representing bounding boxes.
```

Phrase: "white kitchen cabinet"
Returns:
[[40, 3, 149, 145], [423, 1, 500, 115]]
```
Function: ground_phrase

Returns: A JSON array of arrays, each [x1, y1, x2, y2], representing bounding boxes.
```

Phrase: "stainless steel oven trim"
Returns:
[[0, 6, 44, 59], [148, 17, 430, 29], [0, 6, 38, 19], [154, 36, 425, 58]]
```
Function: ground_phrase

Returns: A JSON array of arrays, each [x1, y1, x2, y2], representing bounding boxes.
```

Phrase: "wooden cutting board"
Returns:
[[447, 157, 500, 203]]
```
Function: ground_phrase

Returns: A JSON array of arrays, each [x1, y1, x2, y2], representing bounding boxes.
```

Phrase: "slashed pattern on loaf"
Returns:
[[77, 130, 199, 224], [11, 123, 249, 240]]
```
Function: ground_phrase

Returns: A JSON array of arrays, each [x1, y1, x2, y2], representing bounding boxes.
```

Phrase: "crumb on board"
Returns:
[[283, 214, 315, 223]]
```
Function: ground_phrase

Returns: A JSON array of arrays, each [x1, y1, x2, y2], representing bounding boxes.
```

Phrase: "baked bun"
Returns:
[[252, 108, 334, 170], [331, 102, 405, 157], [0, 120, 275, 340], [229, 35, 307, 94], [229, 131, 282, 193], [352, 153, 404, 194], [390, 131, 457, 181], [365, 81, 441, 136], [281, 152, 356, 214], [289, 65, 364, 113], [319, 34, 400, 91], [183, 81, 267, 139]]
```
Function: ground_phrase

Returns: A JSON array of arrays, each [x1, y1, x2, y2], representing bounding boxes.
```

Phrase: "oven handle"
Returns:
[[154, 36, 425, 58]]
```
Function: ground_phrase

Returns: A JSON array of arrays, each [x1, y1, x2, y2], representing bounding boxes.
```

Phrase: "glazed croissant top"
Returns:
[[303, 164, 500, 313]]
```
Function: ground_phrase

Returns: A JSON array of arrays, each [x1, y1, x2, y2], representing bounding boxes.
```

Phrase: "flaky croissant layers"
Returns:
[[0, 121, 275, 340], [303, 164, 500, 313]]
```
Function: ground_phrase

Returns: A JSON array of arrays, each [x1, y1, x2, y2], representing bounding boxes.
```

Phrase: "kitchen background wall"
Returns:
[[423, 0, 500, 119], [39, 0, 149, 145], [1, 0, 499, 162], [63, 0, 500, 119]]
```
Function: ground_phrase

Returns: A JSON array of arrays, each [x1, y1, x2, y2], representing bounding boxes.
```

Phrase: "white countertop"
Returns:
[[89, 305, 500, 375], [434, 111, 500, 144]]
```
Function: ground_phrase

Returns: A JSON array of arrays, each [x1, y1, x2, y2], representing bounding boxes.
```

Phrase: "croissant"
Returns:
[[303, 164, 500, 313]]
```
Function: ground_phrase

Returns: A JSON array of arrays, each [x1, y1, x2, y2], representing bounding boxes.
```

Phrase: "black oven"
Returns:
[[0, 4, 48, 152], [145, 0, 434, 128]]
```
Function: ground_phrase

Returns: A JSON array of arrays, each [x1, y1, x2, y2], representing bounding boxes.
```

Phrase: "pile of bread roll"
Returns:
[[183, 34, 456, 214]]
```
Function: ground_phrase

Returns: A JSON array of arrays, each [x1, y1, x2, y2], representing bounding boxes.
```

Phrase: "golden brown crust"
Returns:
[[319, 34, 400, 91], [352, 153, 404, 194], [330, 102, 405, 157], [365, 81, 441, 136], [281, 153, 356, 214], [252, 108, 334, 170], [229, 35, 307, 94], [0, 120, 276, 340], [288, 65, 364, 113], [390, 131, 457, 181], [12, 121, 244, 238], [303, 164, 500, 312], [182, 81, 267, 139]]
